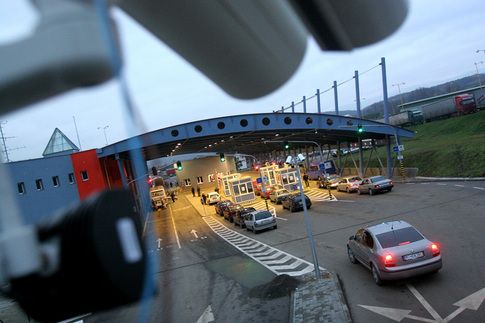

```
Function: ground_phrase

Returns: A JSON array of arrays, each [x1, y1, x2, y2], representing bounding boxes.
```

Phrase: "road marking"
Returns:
[[454, 184, 464, 187], [168, 205, 182, 249], [275, 216, 288, 221], [421, 183, 430, 185], [407, 284, 443, 322], [437, 183, 447, 186], [190, 229, 199, 239], [196, 305, 215, 323], [360, 285, 485, 322], [203, 216, 323, 276], [173, 206, 192, 212], [406, 183, 416, 185], [473, 187, 485, 190], [156, 238, 162, 249]]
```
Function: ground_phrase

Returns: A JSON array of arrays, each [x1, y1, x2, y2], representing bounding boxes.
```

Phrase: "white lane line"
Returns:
[[407, 284, 443, 322], [406, 183, 416, 185], [421, 183, 430, 185], [196, 305, 215, 323], [276, 216, 288, 221], [173, 206, 191, 212], [473, 187, 485, 190], [437, 183, 447, 186], [168, 205, 182, 249], [454, 184, 464, 187]]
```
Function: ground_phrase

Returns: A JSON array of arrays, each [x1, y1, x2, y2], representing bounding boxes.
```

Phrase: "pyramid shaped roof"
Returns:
[[42, 128, 79, 157]]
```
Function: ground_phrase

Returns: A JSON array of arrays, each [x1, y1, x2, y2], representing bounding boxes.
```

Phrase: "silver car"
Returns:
[[358, 176, 393, 195], [244, 210, 277, 233], [347, 221, 442, 285], [336, 176, 362, 193], [269, 189, 290, 204]]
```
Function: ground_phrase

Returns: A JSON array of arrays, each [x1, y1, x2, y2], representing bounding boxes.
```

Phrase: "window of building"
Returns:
[[52, 176, 60, 187], [197, 176, 204, 184], [68, 173, 75, 184], [81, 170, 89, 181], [35, 179, 44, 191], [17, 182, 26, 194], [184, 178, 191, 186]]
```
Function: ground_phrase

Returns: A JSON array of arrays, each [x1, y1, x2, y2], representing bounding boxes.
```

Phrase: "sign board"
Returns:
[[397, 154, 404, 160], [393, 146, 399, 152], [398, 144, 405, 152], [256, 177, 262, 184]]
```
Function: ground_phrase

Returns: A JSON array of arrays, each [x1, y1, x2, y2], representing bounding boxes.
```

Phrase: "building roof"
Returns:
[[42, 128, 79, 157]]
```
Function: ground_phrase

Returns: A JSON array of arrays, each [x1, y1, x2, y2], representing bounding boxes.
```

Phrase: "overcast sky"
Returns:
[[1, 0, 485, 161]]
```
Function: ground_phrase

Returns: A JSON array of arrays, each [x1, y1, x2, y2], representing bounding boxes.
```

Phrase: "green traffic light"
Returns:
[[357, 124, 364, 133]]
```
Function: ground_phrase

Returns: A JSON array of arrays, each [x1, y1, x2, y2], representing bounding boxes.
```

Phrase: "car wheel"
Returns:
[[347, 247, 358, 264], [252, 226, 257, 233], [357, 189, 362, 195], [346, 187, 350, 193], [273, 224, 278, 229], [230, 218, 233, 223], [371, 264, 383, 286], [388, 188, 393, 192], [246, 226, 250, 231], [369, 189, 374, 196]]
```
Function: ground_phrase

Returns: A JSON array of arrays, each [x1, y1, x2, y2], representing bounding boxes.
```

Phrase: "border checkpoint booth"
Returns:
[[221, 173, 240, 197], [228, 176, 256, 204], [259, 164, 279, 189], [276, 166, 300, 192]]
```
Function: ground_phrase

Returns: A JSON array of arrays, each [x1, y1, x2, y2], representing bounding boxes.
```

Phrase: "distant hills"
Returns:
[[330, 73, 485, 119]]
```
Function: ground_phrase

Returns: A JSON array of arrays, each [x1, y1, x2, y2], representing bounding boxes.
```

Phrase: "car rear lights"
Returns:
[[375, 185, 380, 189], [431, 243, 440, 257], [390, 181, 393, 185], [384, 254, 395, 267]]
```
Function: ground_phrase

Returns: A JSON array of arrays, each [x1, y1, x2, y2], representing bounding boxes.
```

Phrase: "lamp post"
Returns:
[[286, 154, 321, 278], [473, 61, 483, 87], [392, 82, 406, 110], [97, 125, 109, 146]]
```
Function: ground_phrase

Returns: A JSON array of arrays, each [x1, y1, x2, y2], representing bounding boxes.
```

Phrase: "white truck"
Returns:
[[150, 186, 168, 210]]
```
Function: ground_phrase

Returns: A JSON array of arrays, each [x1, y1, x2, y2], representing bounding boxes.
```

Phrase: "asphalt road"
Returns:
[[220, 181, 485, 323], [85, 195, 290, 323]]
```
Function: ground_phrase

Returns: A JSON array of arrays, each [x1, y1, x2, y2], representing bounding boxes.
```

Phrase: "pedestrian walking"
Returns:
[[170, 191, 176, 203], [191, 186, 196, 197], [303, 173, 310, 188], [197, 186, 201, 197], [201, 193, 207, 205]]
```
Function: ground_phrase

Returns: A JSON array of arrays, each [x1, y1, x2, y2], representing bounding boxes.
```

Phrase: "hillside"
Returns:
[[400, 110, 485, 177], [341, 110, 485, 177]]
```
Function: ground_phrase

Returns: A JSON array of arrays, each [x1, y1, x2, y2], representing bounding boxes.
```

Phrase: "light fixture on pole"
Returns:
[[97, 125, 109, 146], [285, 154, 321, 278], [473, 61, 483, 87], [392, 82, 406, 108]]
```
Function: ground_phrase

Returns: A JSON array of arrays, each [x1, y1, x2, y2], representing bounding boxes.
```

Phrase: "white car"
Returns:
[[269, 189, 290, 204], [337, 176, 362, 193], [243, 210, 277, 233], [207, 192, 221, 205]]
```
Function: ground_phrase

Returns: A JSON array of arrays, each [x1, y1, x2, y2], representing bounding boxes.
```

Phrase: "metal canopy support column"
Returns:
[[333, 81, 339, 115], [130, 152, 150, 219], [115, 153, 128, 188], [291, 101, 295, 113], [348, 142, 359, 175], [316, 89, 321, 114], [381, 57, 392, 178], [358, 139, 364, 177], [355, 70, 362, 119], [303, 96, 307, 113]]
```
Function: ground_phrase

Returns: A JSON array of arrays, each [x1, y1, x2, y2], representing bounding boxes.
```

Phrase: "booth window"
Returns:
[[52, 176, 60, 187], [68, 173, 75, 184], [184, 178, 191, 186], [197, 176, 204, 184], [208, 174, 215, 182], [233, 185, 240, 195], [240, 185, 247, 193], [81, 171, 89, 181], [247, 185, 254, 193]]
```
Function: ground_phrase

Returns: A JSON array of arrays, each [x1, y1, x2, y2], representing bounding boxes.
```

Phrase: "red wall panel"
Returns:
[[71, 150, 108, 200]]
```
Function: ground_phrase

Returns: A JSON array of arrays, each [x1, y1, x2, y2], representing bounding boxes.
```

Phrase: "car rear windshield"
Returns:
[[372, 176, 386, 183], [255, 212, 272, 220], [376, 227, 424, 248]]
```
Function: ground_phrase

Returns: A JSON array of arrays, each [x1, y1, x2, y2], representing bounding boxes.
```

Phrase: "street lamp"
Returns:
[[473, 61, 483, 87], [392, 82, 406, 109], [97, 125, 109, 146], [286, 154, 321, 279]]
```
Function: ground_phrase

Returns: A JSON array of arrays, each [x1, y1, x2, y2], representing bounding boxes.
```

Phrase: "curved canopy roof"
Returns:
[[98, 112, 414, 161]]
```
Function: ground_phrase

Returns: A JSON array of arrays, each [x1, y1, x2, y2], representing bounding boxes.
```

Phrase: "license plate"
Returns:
[[403, 251, 424, 261]]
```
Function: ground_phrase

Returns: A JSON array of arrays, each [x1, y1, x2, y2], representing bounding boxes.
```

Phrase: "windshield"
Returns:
[[375, 227, 424, 248], [371, 176, 386, 183], [255, 212, 273, 220]]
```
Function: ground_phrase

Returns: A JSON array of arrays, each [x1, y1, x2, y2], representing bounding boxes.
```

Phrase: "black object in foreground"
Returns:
[[9, 190, 152, 323]]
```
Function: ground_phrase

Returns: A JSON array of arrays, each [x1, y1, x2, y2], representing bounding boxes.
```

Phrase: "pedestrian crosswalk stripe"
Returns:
[[304, 188, 338, 202], [202, 216, 325, 276]]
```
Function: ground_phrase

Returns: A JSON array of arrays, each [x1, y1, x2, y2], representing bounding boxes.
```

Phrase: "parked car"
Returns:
[[336, 176, 362, 193], [269, 189, 290, 204], [233, 207, 256, 228], [318, 174, 340, 189], [223, 203, 244, 222], [243, 210, 277, 233], [214, 200, 233, 216], [358, 176, 393, 195], [281, 194, 312, 212], [347, 221, 442, 285], [260, 185, 278, 199], [207, 192, 221, 205], [253, 181, 262, 196]]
